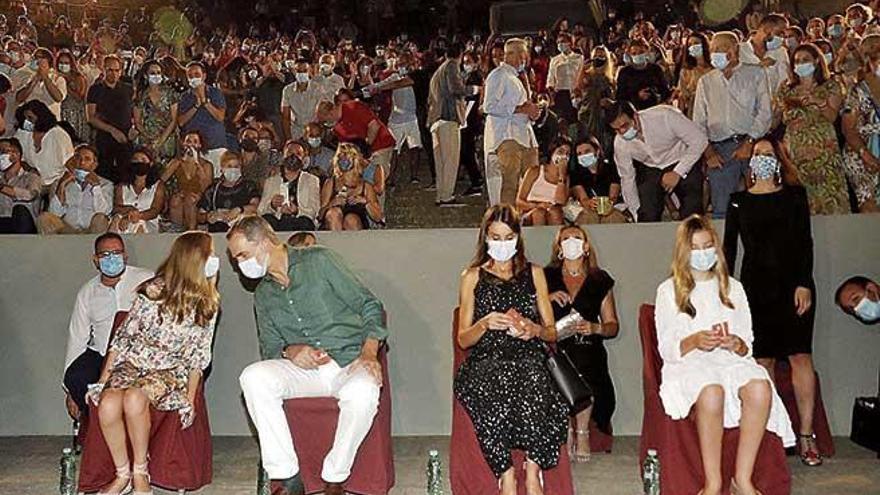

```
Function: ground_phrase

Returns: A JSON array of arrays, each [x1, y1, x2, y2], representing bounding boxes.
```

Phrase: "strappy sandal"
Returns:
[[731, 478, 763, 495], [798, 433, 823, 466], [131, 460, 154, 495], [522, 459, 544, 495], [571, 429, 592, 463], [97, 464, 131, 495]]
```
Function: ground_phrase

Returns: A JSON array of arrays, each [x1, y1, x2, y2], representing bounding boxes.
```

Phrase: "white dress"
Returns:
[[654, 276, 796, 447], [119, 183, 159, 233]]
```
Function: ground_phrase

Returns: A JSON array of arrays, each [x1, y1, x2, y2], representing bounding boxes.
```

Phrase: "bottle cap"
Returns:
[[428, 449, 439, 456], [62, 447, 72, 454], [647, 449, 658, 456]]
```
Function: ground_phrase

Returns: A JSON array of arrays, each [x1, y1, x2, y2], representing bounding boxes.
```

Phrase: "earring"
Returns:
[[558, 251, 564, 260]]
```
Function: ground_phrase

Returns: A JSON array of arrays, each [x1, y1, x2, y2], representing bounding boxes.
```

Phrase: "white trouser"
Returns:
[[239, 359, 381, 481], [484, 149, 502, 206]]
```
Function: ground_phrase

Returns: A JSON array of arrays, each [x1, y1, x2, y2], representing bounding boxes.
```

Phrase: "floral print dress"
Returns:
[[777, 80, 850, 215], [842, 80, 880, 207], [135, 86, 178, 168], [106, 279, 216, 411]]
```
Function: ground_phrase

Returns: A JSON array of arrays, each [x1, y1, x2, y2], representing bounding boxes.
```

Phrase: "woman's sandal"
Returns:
[[97, 464, 131, 495], [131, 461, 154, 495], [798, 433, 823, 467], [572, 429, 592, 463], [731, 478, 763, 495]]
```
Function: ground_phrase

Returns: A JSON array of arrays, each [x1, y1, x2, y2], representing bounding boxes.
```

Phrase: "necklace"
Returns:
[[564, 266, 584, 277]]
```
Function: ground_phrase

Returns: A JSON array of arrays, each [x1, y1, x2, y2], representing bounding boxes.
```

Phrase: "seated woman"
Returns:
[[319, 143, 382, 231], [197, 151, 260, 233], [454, 204, 568, 495], [257, 154, 320, 232], [655, 215, 795, 495], [14, 99, 75, 190], [569, 136, 627, 224], [38, 144, 112, 234], [87, 231, 219, 495], [110, 148, 166, 234], [515, 138, 568, 226], [161, 131, 214, 231], [544, 225, 619, 463]]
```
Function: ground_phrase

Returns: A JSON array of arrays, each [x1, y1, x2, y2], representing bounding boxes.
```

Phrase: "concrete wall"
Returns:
[[1, 215, 878, 437]]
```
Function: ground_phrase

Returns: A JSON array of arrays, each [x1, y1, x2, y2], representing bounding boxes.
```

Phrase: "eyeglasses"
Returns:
[[96, 250, 124, 258]]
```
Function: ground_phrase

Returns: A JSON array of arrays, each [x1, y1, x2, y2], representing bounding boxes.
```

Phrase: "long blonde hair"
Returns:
[[671, 215, 734, 317], [547, 224, 599, 270], [143, 231, 220, 326]]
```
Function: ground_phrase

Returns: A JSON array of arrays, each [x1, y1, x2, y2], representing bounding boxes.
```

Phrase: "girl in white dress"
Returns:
[[654, 215, 794, 495]]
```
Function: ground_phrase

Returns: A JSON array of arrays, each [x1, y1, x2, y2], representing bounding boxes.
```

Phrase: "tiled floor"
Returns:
[[1, 436, 877, 494]]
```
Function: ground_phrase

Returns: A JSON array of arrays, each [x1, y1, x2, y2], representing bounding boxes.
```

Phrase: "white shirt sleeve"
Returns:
[[52, 73, 68, 102], [613, 139, 640, 220], [668, 109, 709, 177], [546, 57, 558, 90], [654, 281, 688, 364], [482, 71, 514, 118], [750, 72, 773, 139], [91, 183, 112, 215], [691, 77, 709, 137], [48, 182, 67, 216], [62, 285, 92, 381]]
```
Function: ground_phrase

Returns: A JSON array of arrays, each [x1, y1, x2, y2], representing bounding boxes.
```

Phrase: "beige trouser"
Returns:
[[37, 212, 110, 234], [576, 208, 628, 225], [432, 121, 461, 202], [496, 139, 539, 206]]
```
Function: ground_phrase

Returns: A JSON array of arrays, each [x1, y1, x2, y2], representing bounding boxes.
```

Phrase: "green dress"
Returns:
[[135, 86, 178, 167], [778, 80, 850, 215]]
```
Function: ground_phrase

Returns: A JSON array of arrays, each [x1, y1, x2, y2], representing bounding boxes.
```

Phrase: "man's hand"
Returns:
[[65, 393, 80, 420], [661, 171, 681, 192], [732, 140, 753, 161], [760, 57, 777, 68], [84, 172, 101, 186], [637, 87, 653, 101], [281, 203, 298, 215], [349, 353, 383, 385], [704, 146, 724, 169], [110, 128, 128, 144], [284, 344, 331, 369], [271, 194, 285, 210]]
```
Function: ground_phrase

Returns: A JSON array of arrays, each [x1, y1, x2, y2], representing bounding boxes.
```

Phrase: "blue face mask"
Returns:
[[827, 25, 844, 38], [765, 35, 784, 50], [578, 153, 598, 169], [98, 253, 125, 278], [73, 168, 90, 183], [622, 125, 638, 141], [557, 43, 570, 53], [750, 155, 779, 180], [517, 61, 526, 73], [710, 52, 729, 70], [623, 53, 632, 65], [690, 247, 717, 272], [21, 119, 34, 132], [632, 53, 648, 66], [854, 296, 880, 322], [794, 62, 816, 78], [338, 157, 353, 171], [688, 44, 703, 58]]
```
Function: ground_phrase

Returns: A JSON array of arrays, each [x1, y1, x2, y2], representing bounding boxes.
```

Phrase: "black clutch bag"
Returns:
[[540, 342, 593, 414], [850, 396, 880, 454]]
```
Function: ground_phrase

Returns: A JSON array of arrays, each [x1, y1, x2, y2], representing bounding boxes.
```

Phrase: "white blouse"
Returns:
[[654, 276, 795, 447]]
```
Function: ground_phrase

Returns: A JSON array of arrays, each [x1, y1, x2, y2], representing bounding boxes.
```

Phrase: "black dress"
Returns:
[[723, 186, 816, 359], [544, 267, 617, 434], [453, 266, 569, 477]]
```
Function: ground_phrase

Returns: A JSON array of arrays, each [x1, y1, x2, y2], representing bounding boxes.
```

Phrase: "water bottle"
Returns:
[[59, 447, 76, 495], [256, 461, 270, 495], [642, 449, 660, 495], [426, 449, 443, 494], [72, 421, 81, 455]]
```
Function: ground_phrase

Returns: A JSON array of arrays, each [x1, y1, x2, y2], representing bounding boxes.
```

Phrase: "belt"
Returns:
[[711, 134, 754, 145]]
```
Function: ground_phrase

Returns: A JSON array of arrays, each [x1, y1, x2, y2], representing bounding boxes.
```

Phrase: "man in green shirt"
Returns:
[[228, 216, 387, 495]]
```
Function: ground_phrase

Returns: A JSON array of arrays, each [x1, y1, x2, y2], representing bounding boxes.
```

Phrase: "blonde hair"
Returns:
[[710, 31, 738, 51], [860, 34, 880, 69], [144, 231, 220, 327], [219, 150, 241, 168], [504, 38, 528, 56], [671, 215, 734, 317], [547, 224, 599, 270], [331, 142, 366, 180]]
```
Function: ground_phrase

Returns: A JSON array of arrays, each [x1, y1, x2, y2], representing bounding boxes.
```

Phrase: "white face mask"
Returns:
[[58, 63, 70, 73], [148, 74, 163, 85], [319, 63, 333, 75], [204, 255, 220, 278], [690, 247, 718, 272], [238, 247, 268, 279], [487, 237, 518, 262], [0, 153, 13, 171], [561, 237, 585, 261]]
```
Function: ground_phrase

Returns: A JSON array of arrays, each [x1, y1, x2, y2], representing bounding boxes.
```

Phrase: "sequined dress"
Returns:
[[453, 266, 569, 477]]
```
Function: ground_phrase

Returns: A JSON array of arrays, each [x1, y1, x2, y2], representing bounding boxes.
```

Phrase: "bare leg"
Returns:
[[89, 213, 110, 233], [123, 388, 152, 492], [755, 358, 775, 382], [343, 213, 364, 231], [167, 195, 184, 227], [499, 467, 516, 495], [183, 197, 200, 230], [98, 389, 131, 492], [788, 354, 816, 436], [574, 405, 593, 460], [546, 207, 564, 225], [695, 384, 724, 495], [324, 208, 343, 231], [734, 379, 772, 495], [524, 459, 544, 495]]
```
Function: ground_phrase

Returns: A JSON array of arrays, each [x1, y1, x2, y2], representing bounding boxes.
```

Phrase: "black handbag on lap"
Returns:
[[540, 342, 593, 414], [851, 397, 880, 454]]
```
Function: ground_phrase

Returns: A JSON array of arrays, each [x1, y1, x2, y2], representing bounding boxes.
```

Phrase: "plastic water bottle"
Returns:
[[59, 447, 76, 495], [426, 449, 443, 494], [642, 449, 660, 495], [257, 461, 270, 495]]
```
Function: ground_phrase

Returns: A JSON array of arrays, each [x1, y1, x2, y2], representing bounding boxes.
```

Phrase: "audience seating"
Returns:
[[637, 304, 791, 495], [78, 312, 213, 493], [281, 345, 395, 495], [450, 308, 576, 495]]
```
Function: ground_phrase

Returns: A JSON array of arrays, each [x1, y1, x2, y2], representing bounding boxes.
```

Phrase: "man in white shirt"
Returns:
[[37, 145, 113, 234], [739, 14, 791, 97], [547, 33, 583, 124], [609, 101, 708, 222], [693, 32, 772, 218], [312, 54, 346, 104], [62, 233, 153, 421], [281, 60, 321, 142], [482, 38, 542, 205], [11, 47, 66, 119], [377, 53, 422, 191]]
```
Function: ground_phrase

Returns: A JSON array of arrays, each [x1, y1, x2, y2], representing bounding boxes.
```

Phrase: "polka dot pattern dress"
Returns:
[[453, 266, 569, 478]]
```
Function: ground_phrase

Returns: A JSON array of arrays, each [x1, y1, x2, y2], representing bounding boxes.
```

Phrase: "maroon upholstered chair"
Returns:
[[281, 345, 395, 495], [773, 360, 835, 457], [450, 308, 576, 495], [78, 312, 213, 493], [638, 304, 791, 495]]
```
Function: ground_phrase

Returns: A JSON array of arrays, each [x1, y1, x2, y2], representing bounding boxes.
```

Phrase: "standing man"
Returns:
[[615, 39, 671, 110], [86, 55, 133, 182], [740, 14, 791, 96], [312, 54, 346, 103], [281, 59, 321, 142], [178, 61, 227, 178], [693, 32, 772, 219], [13, 47, 66, 119], [229, 216, 387, 495], [608, 101, 708, 222], [376, 52, 422, 189], [546, 33, 583, 124], [62, 233, 153, 422], [427, 43, 467, 207], [316, 99, 396, 184], [482, 38, 541, 206]]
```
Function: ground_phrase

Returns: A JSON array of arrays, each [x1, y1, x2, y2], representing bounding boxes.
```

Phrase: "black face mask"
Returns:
[[240, 138, 259, 152], [592, 58, 607, 68], [133, 162, 151, 176]]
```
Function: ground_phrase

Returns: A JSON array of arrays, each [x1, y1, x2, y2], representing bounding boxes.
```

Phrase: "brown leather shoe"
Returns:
[[270, 474, 305, 495], [324, 481, 345, 495]]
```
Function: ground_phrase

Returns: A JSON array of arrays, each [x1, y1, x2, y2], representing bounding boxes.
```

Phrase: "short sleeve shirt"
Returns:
[[198, 179, 259, 211], [179, 86, 228, 150], [86, 80, 133, 132], [333, 100, 396, 153]]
